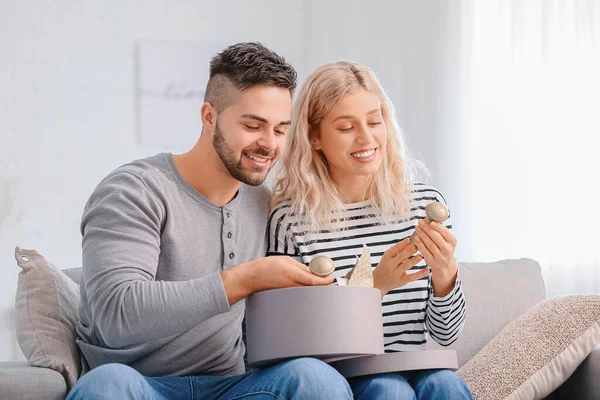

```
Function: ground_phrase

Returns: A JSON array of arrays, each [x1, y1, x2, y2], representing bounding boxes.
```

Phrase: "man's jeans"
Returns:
[[67, 358, 472, 399], [67, 358, 353, 400]]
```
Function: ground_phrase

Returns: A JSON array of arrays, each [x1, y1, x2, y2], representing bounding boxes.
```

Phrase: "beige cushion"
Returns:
[[458, 295, 600, 400], [14, 247, 83, 390]]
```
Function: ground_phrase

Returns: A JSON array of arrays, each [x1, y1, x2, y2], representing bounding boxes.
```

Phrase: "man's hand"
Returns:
[[220, 256, 334, 306], [414, 219, 458, 297], [373, 238, 426, 297]]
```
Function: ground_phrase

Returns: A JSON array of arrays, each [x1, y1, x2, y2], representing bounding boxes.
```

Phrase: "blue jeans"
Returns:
[[349, 369, 473, 400], [66, 358, 353, 400]]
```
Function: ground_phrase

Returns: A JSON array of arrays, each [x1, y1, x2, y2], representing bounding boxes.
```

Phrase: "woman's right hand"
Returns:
[[373, 238, 427, 297]]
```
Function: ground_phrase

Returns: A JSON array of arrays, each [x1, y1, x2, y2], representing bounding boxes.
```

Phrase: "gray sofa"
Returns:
[[1, 259, 598, 399]]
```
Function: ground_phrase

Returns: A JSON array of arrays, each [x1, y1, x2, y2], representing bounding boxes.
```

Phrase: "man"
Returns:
[[68, 42, 353, 399]]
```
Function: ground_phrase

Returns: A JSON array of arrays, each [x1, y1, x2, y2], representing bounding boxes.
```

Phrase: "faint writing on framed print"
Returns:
[[136, 40, 228, 149]]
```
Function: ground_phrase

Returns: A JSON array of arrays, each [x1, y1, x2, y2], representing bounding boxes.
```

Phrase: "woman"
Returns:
[[267, 61, 472, 399]]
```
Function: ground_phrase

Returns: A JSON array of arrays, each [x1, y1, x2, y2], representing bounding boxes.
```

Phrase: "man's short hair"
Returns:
[[205, 42, 297, 113]]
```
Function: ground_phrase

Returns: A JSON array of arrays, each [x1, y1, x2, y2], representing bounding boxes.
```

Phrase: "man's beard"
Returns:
[[212, 122, 276, 186]]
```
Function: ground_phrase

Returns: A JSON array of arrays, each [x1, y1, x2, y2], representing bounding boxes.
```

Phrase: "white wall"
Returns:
[[0, 0, 453, 360]]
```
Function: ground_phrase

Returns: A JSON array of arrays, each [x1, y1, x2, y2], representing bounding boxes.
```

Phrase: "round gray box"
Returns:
[[246, 286, 384, 367]]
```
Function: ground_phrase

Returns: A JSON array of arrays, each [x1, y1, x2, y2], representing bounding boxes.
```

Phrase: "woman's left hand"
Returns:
[[414, 219, 458, 296]]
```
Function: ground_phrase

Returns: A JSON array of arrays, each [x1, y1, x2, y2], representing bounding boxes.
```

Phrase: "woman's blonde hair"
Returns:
[[272, 61, 423, 230]]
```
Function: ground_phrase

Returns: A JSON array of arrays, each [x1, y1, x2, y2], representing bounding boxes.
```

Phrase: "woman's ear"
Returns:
[[309, 128, 322, 151], [311, 138, 322, 150]]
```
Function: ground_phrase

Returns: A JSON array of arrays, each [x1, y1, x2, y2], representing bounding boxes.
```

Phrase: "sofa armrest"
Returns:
[[0, 361, 67, 400], [555, 345, 600, 400]]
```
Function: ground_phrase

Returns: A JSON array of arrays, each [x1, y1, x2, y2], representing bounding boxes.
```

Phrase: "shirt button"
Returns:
[[226, 212, 231, 218], [227, 232, 233, 239], [229, 252, 235, 259]]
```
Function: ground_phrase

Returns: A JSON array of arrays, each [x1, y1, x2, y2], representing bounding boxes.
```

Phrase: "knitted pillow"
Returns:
[[458, 295, 600, 400]]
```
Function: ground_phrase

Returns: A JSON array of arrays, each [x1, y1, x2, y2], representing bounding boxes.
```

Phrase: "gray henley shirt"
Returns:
[[75, 153, 270, 377]]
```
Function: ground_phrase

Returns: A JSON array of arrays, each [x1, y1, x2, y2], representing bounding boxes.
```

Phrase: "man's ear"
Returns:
[[201, 102, 216, 134]]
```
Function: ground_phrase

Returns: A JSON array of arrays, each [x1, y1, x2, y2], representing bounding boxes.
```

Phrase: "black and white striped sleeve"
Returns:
[[266, 202, 302, 261], [426, 272, 466, 346]]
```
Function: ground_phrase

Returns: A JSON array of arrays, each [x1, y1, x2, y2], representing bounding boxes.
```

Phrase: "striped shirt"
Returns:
[[267, 183, 466, 351]]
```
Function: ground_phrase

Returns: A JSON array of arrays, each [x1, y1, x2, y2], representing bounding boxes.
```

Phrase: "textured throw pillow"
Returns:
[[14, 246, 83, 390], [458, 295, 600, 400]]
